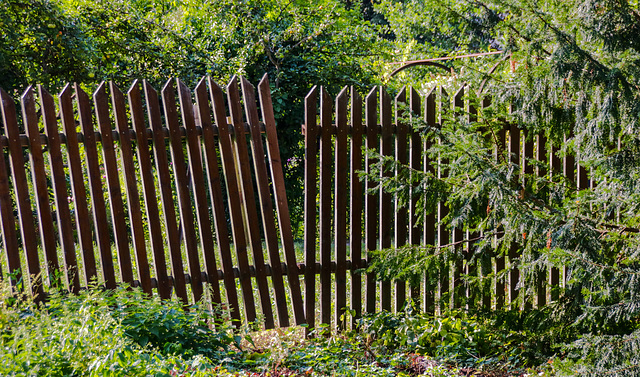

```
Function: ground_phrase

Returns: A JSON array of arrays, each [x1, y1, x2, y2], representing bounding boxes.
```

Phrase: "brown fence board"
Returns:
[[76, 84, 117, 289], [210, 79, 256, 324], [58, 85, 98, 286], [21, 87, 60, 286], [334, 87, 349, 328], [240, 77, 289, 327], [379, 88, 393, 312], [177, 79, 222, 306], [94, 83, 135, 288], [161, 80, 204, 303], [1, 88, 43, 295], [423, 88, 436, 314], [258, 75, 306, 326], [304, 86, 318, 331], [39, 86, 80, 292], [110, 83, 153, 294], [394, 88, 408, 311], [144, 81, 189, 303], [437, 87, 450, 313], [227, 77, 275, 329], [195, 78, 241, 326], [350, 87, 363, 324], [0, 92, 21, 285], [536, 134, 548, 307], [319, 87, 333, 326], [452, 86, 465, 308], [128, 81, 172, 300], [495, 123, 507, 310], [364, 87, 379, 314], [508, 122, 521, 308], [408, 87, 422, 306], [549, 139, 561, 301]]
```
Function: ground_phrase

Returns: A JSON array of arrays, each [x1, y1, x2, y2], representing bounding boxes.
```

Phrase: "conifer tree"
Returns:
[[368, 1, 640, 374]]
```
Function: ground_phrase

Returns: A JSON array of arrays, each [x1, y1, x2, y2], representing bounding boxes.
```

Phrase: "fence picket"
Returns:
[[334, 87, 349, 329], [240, 77, 289, 327], [408, 87, 422, 306], [21, 87, 60, 287], [210, 78, 257, 324], [40, 86, 80, 292], [59, 85, 97, 286], [423, 88, 437, 314], [128, 81, 172, 300], [2, 88, 43, 296], [94, 83, 135, 288], [364, 87, 379, 314], [110, 83, 153, 295], [177, 79, 222, 306], [350, 87, 364, 324], [195, 78, 241, 326], [227, 77, 275, 329], [320, 87, 333, 327], [394, 87, 408, 311], [144, 81, 189, 303], [304, 86, 319, 331], [258, 75, 306, 326]]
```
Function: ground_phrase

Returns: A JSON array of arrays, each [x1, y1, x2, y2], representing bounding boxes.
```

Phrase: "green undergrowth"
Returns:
[[0, 280, 581, 376]]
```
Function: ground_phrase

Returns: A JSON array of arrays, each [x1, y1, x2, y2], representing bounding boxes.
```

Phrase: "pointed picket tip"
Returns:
[[142, 79, 158, 97], [109, 81, 124, 98], [37, 85, 54, 108], [161, 78, 175, 97], [336, 86, 349, 102], [207, 76, 224, 98], [305, 85, 318, 102], [240, 76, 256, 99], [20, 85, 35, 102], [127, 79, 140, 96], [365, 86, 377, 103], [58, 83, 73, 99], [92, 81, 108, 101], [227, 75, 239, 92], [395, 86, 407, 102], [194, 77, 208, 96], [258, 74, 270, 92]]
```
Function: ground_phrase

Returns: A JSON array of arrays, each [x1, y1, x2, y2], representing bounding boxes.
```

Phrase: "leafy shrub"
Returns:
[[0, 282, 238, 376]]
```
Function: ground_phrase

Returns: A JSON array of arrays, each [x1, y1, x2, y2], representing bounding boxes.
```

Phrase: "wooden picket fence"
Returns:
[[0, 75, 305, 329], [302, 85, 591, 330]]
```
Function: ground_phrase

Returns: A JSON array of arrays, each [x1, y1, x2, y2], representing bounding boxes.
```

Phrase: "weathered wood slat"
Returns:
[[379, 87, 393, 312], [350, 87, 363, 324], [0, 90, 22, 287], [144, 81, 189, 303], [40, 86, 80, 293], [227, 77, 275, 329], [304, 86, 319, 331], [480, 97, 493, 311], [210, 79, 256, 324], [423, 88, 437, 314], [408, 87, 422, 306], [177, 79, 222, 306], [452, 86, 465, 308], [128, 81, 171, 300], [394, 87, 408, 311], [319, 87, 333, 326], [195, 78, 241, 326], [495, 123, 507, 310], [257, 75, 306, 326], [334, 87, 349, 329], [94, 83, 135, 288], [241, 77, 289, 327], [58, 85, 98, 285], [2, 88, 43, 296], [549, 139, 561, 302], [508, 121, 520, 308], [111, 82, 153, 295], [161, 80, 204, 302], [437, 87, 450, 313], [76, 84, 116, 289], [21, 87, 60, 287], [465, 91, 479, 309], [536, 134, 548, 307], [365, 87, 379, 314]]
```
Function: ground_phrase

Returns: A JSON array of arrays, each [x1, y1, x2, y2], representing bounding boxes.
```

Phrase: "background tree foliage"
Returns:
[[3, 0, 640, 374]]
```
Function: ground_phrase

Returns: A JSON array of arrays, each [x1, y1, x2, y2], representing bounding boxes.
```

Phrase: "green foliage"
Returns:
[[364, 0, 640, 374], [0, 282, 239, 376]]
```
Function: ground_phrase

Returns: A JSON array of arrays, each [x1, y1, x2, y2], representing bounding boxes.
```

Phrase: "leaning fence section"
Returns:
[[0, 75, 305, 329], [303, 85, 586, 330]]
